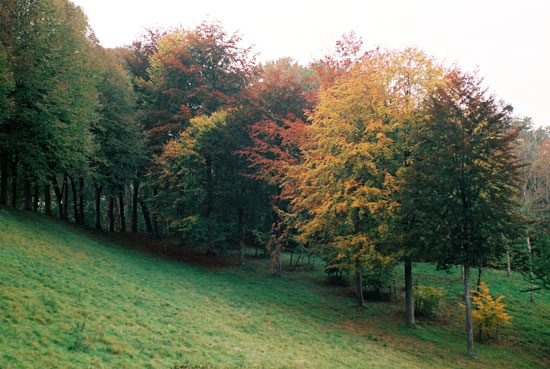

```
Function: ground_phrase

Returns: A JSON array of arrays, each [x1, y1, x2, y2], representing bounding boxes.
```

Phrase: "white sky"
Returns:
[[71, 0, 550, 127]]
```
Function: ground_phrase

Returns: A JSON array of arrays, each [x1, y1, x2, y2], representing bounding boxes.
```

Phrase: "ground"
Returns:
[[0, 208, 548, 368]]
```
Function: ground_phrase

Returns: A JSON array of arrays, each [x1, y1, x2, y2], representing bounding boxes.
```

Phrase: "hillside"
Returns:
[[0, 208, 548, 369]]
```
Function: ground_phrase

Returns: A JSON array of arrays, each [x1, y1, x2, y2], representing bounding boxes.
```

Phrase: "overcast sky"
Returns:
[[71, 0, 549, 127]]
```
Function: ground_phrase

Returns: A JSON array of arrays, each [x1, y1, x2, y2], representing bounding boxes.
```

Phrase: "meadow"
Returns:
[[1, 208, 548, 369]]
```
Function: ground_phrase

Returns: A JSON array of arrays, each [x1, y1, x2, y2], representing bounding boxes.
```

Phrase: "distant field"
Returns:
[[0, 208, 548, 369]]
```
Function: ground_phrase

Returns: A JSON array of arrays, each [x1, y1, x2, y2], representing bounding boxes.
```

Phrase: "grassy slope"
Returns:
[[0, 208, 548, 369]]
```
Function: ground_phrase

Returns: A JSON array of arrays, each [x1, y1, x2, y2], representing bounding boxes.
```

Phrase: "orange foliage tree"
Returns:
[[285, 48, 442, 306]]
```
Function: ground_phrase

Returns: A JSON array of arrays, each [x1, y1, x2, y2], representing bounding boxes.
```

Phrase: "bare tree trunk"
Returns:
[[355, 258, 365, 307], [506, 244, 511, 278], [405, 260, 415, 328], [152, 187, 159, 237], [275, 247, 281, 277], [131, 180, 139, 232], [139, 199, 153, 234], [0, 155, 8, 205], [70, 176, 79, 223], [32, 184, 39, 212], [94, 184, 102, 230], [461, 265, 465, 280], [108, 196, 115, 232], [52, 176, 64, 220], [464, 261, 475, 357], [63, 174, 69, 221], [238, 207, 244, 265], [476, 266, 483, 292], [44, 183, 51, 216], [527, 237, 534, 303], [23, 178, 32, 210], [78, 178, 85, 225], [118, 192, 126, 233], [11, 159, 17, 208]]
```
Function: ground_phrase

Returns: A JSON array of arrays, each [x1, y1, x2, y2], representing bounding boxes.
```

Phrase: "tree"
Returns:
[[0, 0, 98, 216], [237, 58, 314, 272], [283, 49, 441, 307], [138, 22, 256, 238], [142, 22, 256, 156], [0, 40, 14, 205], [517, 130, 550, 292], [404, 70, 523, 356], [90, 47, 142, 231]]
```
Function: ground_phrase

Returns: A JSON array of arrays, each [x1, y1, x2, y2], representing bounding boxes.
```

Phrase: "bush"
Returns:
[[414, 285, 445, 317], [362, 259, 396, 300], [472, 282, 512, 341]]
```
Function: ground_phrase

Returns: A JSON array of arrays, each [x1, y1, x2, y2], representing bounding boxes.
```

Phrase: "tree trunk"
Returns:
[[131, 180, 139, 232], [355, 259, 365, 307], [506, 245, 511, 278], [108, 196, 115, 232], [44, 183, 51, 216], [94, 185, 102, 229], [52, 176, 64, 219], [139, 199, 153, 234], [11, 160, 17, 208], [464, 261, 475, 357], [476, 267, 482, 292], [0, 155, 8, 205], [78, 178, 85, 225], [70, 176, 79, 223], [119, 192, 126, 233], [405, 260, 415, 328], [527, 237, 534, 303], [32, 184, 39, 212], [461, 265, 465, 280], [23, 178, 32, 210], [275, 246, 281, 277], [238, 207, 245, 265], [62, 174, 68, 221], [153, 187, 159, 237]]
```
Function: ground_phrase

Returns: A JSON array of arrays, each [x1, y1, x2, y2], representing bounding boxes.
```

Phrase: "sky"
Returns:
[[71, 0, 550, 127]]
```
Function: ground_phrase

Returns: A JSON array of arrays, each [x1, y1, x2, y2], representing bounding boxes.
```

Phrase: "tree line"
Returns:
[[1, 0, 549, 357]]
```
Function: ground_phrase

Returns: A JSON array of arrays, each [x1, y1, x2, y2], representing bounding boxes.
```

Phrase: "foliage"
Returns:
[[285, 49, 441, 284], [90, 47, 143, 195], [531, 235, 550, 290], [141, 22, 256, 156], [0, 0, 99, 183], [414, 285, 446, 317], [403, 70, 524, 267], [471, 282, 512, 341]]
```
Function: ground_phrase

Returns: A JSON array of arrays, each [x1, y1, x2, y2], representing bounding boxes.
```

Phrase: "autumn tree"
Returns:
[[404, 70, 523, 356], [282, 49, 441, 307], [237, 58, 314, 273], [136, 22, 256, 237]]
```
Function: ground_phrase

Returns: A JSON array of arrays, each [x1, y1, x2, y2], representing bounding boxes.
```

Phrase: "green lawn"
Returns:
[[0, 208, 548, 368]]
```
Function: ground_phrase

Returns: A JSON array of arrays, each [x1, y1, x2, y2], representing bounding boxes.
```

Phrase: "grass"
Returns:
[[0, 207, 549, 368]]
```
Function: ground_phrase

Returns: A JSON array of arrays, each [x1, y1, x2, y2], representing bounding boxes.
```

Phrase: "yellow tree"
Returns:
[[285, 49, 441, 307]]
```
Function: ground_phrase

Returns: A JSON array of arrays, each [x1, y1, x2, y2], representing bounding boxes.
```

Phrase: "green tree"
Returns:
[[0, 40, 15, 205], [90, 47, 142, 231], [404, 70, 523, 356], [0, 0, 98, 216]]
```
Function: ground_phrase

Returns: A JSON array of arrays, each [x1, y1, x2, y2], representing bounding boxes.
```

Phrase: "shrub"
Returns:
[[471, 282, 512, 341], [362, 259, 396, 300], [414, 285, 446, 317]]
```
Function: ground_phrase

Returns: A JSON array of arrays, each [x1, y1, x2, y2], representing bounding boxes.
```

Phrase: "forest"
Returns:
[[1, 0, 549, 367]]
